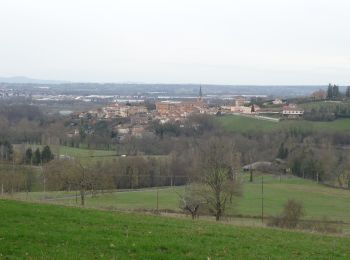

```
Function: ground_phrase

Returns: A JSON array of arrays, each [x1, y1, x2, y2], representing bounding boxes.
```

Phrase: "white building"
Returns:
[[272, 98, 283, 105], [282, 104, 304, 117]]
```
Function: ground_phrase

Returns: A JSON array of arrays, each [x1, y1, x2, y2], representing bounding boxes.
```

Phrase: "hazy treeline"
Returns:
[[0, 104, 66, 144], [303, 102, 350, 121]]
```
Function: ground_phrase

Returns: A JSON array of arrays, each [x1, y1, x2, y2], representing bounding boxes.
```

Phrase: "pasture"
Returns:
[[216, 115, 350, 133], [12, 174, 350, 224], [0, 199, 349, 259]]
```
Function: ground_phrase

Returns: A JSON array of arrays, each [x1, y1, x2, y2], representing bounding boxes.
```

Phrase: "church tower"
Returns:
[[198, 85, 203, 102]]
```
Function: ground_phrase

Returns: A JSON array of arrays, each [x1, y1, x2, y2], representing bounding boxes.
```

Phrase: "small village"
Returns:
[[69, 86, 309, 141]]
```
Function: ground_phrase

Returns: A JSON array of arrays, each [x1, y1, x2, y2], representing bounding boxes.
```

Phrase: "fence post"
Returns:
[[156, 187, 159, 213], [261, 175, 264, 224]]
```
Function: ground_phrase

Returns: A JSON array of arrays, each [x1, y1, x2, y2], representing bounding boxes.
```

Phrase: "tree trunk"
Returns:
[[80, 189, 85, 206]]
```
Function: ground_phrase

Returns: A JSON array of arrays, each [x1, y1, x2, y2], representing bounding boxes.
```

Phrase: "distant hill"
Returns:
[[0, 76, 68, 84]]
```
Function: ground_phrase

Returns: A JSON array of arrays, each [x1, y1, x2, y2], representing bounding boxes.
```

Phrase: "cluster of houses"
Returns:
[[227, 96, 303, 118], [69, 88, 305, 140], [229, 96, 261, 114], [154, 87, 219, 122]]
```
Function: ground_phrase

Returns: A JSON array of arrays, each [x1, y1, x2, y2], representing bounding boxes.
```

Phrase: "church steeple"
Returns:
[[198, 85, 203, 101]]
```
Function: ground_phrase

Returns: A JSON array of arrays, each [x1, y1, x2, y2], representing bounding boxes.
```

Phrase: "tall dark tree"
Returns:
[[327, 84, 333, 100], [32, 148, 42, 165], [346, 86, 350, 98], [0, 141, 13, 161], [25, 148, 33, 164], [333, 85, 340, 99], [41, 145, 54, 163], [277, 143, 288, 159]]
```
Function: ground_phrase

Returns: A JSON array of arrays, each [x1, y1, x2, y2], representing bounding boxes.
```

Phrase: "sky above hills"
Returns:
[[0, 0, 349, 85]]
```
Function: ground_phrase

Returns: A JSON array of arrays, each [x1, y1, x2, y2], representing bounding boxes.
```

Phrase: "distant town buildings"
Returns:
[[155, 87, 206, 120], [234, 96, 246, 107], [102, 103, 147, 118], [230, 96, 260, 114], [272, 98, 284, 105]]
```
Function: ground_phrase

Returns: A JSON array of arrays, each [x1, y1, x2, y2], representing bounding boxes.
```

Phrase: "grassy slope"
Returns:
[[58, 146, 116, 157], [0, 199, 349, 259], [13, 145, 168, 165], [216, 115, 350, 133], [13, 175, 350, 223]]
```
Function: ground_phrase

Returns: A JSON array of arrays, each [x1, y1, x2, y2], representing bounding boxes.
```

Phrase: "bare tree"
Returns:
[[202, 167, 234, 221], [193, 137, 242, 221], [178, 183, 204, 219]]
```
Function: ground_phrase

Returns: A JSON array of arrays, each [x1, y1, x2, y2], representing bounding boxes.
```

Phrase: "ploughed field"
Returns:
[[0, 199, 349, 259]]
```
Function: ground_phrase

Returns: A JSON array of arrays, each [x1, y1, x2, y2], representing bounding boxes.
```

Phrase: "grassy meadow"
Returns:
[[0, 199, 349, 259], [13, 144, 168, 165], [11, 174, 350, 224], [216, 114, 350, 133]]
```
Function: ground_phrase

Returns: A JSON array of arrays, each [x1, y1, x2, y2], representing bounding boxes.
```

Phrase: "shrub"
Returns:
[[280, 199, 304, 228], [267, 199, 304, 229]]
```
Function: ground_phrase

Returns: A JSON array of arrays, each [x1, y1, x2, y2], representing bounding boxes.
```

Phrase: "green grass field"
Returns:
[[58, 146, 116, 158], [12, 174, 350, 224], [13, 145, 168, 165], [216, 115, 350, 133], [0, 199, 349, 259]]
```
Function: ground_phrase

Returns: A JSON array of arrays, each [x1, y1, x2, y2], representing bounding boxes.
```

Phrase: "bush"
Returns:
[[267, 201, 342, 233], [267, 199, 304, 229], [281, 199, 304, 228]]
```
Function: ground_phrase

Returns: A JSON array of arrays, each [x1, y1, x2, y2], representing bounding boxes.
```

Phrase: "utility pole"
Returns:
[[41, 159, 46, 196], [11, 157, 14, 196], [156, 186, 159, 213], [261, 175, 264, 224]]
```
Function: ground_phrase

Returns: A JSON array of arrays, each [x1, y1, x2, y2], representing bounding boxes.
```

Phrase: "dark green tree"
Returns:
[[41, 145, 54, 163], [327, 84, 333, 100], [277, 143, 288, 159], [333, 85, 340, 99], [32, 148, 42, 165], [0, 141, 13, 161], [346, 86, 350, 98], [25, 148, 33, 164]]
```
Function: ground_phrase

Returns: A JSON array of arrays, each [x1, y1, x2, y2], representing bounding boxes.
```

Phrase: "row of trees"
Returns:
[[0, 140, 13, 161], [24, 146, 54, 165], [326, 84, 350, 100], [303, 102, 350, 121]]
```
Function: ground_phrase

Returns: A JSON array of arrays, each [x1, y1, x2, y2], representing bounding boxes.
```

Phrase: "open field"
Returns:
[[13, 145, 168, 165], [216, 115, 350, 133], [0, 199, 349, 259], [11, 174, 350, 224]]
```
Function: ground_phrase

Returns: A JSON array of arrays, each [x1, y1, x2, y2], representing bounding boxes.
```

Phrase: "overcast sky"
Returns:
[[0, 0, 349, 85]]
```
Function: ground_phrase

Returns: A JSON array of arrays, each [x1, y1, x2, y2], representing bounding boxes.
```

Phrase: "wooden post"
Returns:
[[261, 175, 264, 224], [42, 160, 46, 195], [75, 190, 78, 204], [156, 187, 159, 213], [279, 171, 282, 183], [11, 157, 14, 196]]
